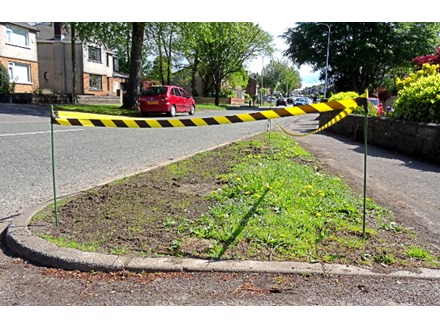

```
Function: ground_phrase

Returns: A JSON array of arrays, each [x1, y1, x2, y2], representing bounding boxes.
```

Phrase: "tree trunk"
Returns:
[[214, 80, 221, 106], [122, 22, 145, 110]]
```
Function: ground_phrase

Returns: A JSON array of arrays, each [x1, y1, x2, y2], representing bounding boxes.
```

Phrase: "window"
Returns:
[[88, 47, 101, 62], [172, 88, 181, 97], [5, 25, 30, 47], [89, 74, 102, 90], [8, 62, 31, 83]]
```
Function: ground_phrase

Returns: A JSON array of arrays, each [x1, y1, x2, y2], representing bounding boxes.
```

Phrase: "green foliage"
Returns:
[[261, 59, 301, 93], [282, 22, 440, 93], [0, 62, 12, 94], [396, 63, 439, 89], [329, 91, 377, 115], [393, 72, 440, 123]]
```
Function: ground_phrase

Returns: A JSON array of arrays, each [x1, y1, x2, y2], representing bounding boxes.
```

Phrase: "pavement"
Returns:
[[2, 110, 440, 281]]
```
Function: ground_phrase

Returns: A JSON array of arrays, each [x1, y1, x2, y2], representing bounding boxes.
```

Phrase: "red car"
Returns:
[[139, 85, 196, 117], [368, 97, 384, 115]]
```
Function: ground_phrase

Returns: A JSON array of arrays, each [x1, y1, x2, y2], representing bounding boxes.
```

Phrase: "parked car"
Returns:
[[139, 85, 196, 117], [267, 96, 277, 103], [368, 97, 384, 115], [294, 97, 310, 106], [276, 98, 287, 106], [286, 97, 294, 104]]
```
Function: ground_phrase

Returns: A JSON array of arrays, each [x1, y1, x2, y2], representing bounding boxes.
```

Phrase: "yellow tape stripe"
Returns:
[[274, 108, 354, 137], [51, 99, 361, 128]]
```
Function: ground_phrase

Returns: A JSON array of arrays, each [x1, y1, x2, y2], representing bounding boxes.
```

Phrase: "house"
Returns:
[[0, 22, 39, 93], [34, 22, 128, 97]]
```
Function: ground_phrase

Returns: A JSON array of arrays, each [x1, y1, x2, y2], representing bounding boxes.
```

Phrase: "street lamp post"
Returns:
[[318, 23, 331, 99]]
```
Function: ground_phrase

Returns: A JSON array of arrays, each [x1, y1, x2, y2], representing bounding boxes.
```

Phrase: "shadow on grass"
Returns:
[[216, 187, 270, 259]]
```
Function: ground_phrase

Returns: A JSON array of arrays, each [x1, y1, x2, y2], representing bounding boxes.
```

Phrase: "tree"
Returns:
[[0, 62, 11, 94], [282, 22, 440, 93], [123, 22, 145, 110], [260, 59, 301, 95], [181, 22, 273, 105]]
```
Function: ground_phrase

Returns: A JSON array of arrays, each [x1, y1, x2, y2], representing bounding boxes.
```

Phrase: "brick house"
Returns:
[[34, 22, 128, 97], [0, 22, 39, 93]]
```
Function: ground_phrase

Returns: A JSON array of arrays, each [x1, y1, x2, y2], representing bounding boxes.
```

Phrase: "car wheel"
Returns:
[[168, 105, 176, 117], [189, 105, 195, 115]]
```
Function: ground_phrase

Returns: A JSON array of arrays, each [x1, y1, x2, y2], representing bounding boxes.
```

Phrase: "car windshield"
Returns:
[[369, 98, 379, 105], [142, 87, 168, 96]]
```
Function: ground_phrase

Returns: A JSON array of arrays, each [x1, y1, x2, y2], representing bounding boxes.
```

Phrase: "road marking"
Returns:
[[0, 128, 85, 137]]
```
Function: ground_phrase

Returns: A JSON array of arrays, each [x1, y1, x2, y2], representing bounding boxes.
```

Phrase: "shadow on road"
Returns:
[[0, 103, 52, 118]]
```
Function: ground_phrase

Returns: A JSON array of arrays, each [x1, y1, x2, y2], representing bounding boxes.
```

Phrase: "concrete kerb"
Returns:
[[4, 201, 440, 280]]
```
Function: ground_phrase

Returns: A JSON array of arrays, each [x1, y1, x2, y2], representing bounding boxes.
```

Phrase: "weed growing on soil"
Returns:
[[30, 132, 440, 270]]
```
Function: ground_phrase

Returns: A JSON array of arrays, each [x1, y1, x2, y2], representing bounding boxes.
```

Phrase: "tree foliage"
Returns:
[[0, 62, 11, 94], [180, 22, 273, 105], [282, 22, 440, 94], [413, 46, 440, 71], [261, 59, 301, 95]]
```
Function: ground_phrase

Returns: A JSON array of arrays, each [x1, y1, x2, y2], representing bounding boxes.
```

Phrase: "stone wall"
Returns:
[[319, 111, 440, 163]]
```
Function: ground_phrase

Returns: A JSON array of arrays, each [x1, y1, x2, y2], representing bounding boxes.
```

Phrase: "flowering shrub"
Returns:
[[393, 73, 440, 123]]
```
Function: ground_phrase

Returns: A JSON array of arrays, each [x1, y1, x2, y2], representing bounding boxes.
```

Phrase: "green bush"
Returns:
[[329, 91, 376, 115], [393, 74, 440, 123], [0, 62, 11, 94]]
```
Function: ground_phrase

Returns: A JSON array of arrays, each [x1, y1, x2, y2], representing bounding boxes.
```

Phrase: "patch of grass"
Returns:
[[54, 104, 140, 117], [30, 131, 440, 270], [40, 234, 100, 252]]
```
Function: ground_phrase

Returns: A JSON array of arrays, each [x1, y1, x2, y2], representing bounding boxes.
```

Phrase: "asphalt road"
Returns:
[[0, 103, 273, 221]]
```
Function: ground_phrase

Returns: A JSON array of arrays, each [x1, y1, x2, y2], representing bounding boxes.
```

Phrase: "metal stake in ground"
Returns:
[[50, 105, 60, 227]]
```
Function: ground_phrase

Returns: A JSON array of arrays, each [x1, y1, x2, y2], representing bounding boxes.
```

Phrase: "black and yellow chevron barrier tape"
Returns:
[[274, 107, 354, 137], [51, 98, 363, 129]]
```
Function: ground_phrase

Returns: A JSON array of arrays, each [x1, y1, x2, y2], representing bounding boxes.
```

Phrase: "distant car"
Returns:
[[294, 97, 310, 106], [286, 97, 294, 104], [276, 98, 287, 106], [267, 96, 277, 103], [139, 85, 196, 117], [368, 97, 384, 115]]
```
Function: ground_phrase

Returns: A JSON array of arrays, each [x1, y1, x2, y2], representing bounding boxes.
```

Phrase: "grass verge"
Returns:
[[30, 131, 440, 269]]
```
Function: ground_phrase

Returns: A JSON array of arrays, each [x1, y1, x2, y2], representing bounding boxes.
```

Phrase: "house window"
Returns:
[[113, 57, 119, 72], [8, 62, 31, 83], [5, 25, 30, 47], [88, 47, 101, 63], [89, 74, 102, 90]]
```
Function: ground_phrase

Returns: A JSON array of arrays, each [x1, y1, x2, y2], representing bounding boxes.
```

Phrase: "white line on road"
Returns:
[[0, 128, 85, 137]]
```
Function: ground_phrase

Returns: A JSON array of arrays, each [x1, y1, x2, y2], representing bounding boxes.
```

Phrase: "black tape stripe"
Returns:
[[203, 117, 222, 125], [68, 118, 81, 126], [177, 119, 198, 127], [135, 120, 152, 128], [112, 120, 129, 128], [90, 119, 106, 127], [225, 115, 245, 123], [157, 120, 174, 128]]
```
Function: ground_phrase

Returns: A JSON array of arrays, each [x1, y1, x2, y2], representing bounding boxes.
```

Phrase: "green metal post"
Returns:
[[50, 106, 60, 226], [362, 93, 368, 238]]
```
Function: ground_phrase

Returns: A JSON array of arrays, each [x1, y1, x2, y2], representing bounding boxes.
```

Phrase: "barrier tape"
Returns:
[[51, 98, 362, 129], [274, 107, 354, 137]]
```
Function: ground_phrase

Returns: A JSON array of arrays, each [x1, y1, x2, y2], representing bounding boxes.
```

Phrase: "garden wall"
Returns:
[[319, 111, 440, 164]]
